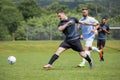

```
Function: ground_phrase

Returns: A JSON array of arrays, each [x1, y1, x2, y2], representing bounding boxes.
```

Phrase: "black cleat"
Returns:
[[100, 57, 104, 62]]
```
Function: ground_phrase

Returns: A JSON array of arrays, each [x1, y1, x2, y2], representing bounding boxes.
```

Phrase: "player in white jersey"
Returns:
[[77, 7, 103, 67]]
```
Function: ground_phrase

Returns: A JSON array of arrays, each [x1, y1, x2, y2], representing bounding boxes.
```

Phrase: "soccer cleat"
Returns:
[[99, 49, 103, 59], [88, 61, 93, 69], [100, 57, 104, 62], [43, 64, 52, 69], [77, 62, 85, 67]]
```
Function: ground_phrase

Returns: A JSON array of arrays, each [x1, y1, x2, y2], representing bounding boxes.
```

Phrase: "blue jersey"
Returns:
[[97, 23, 110, 39], [78, 16, 99, 41], [58, 17, 79, 41]]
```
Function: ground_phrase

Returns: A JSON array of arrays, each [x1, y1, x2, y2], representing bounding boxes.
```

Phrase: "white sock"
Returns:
[[92, 46, 100, 53], [81, 51, 90, 64]]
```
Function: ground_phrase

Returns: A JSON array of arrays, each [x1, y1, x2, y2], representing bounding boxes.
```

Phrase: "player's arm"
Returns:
[[78, 21, 97, 26], [103, 26, 110, 34], [94, 23, 100, 30], [58, 21, 73, 31], [91, 23, 99, 33], [90, 18, 100, 32], [103, 29, 110, 34], [77, 24, 81, 30]]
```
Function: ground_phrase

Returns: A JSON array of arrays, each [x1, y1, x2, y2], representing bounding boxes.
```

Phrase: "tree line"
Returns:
[[0, 0, 120, 40]]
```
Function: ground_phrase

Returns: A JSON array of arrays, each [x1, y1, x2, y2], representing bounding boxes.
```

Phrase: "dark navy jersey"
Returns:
[[97, 23, 110, 39], [58, 17, 80, 41]]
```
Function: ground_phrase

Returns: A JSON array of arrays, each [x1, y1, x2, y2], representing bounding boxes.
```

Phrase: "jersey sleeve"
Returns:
[[58, 22, 61, 27], [71, 17, 79, 23], [74, 18, 79, 23]]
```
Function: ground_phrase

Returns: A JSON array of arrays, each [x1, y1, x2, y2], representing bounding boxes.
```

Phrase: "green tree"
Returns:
[[18, 0, 42, 20], [15, 21, 27, 40], [0, 23, 11, 40], [45, 2, 69, 13], [0, 0, 23, 41]]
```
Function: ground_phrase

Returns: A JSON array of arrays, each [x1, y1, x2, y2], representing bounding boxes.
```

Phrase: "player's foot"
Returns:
[[88, 61, 93, 69], [43, 64, 52, 69], [99, 49, 103, 59], [100, 57, 104, 62], [77, 62, 85, 67]]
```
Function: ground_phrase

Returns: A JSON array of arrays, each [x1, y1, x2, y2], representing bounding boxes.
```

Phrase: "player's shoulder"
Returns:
[[105, 23, 110, 28], [105, 23, 109, 26], [69, 17, 78, 20], [79, 17, 84, 21], [88, 16, 96, 20]]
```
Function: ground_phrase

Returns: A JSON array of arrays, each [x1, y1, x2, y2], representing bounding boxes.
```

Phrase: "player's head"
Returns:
[[82, 7, 88, 17], [57, 9, 67, 21], [102, 17, 107, 24]]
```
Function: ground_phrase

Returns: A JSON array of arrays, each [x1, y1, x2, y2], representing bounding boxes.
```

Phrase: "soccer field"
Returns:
[[0, 40, 120, 80]]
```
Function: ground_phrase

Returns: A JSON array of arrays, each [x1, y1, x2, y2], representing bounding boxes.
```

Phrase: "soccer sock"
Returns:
[[85, 51, 90, 56], [92, 46, 100, 53], [101, 51, 104, 58], [48, 54, 59, 65], [85, 54, 91, 63], [82, 51, 90, 64]]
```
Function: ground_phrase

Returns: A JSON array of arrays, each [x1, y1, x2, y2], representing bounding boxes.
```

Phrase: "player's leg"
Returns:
[[43, 47, 66, 69], [87, 38, 101, 53], [77, 39, 92, 67], [97, 39, 104, 61], [69, 39, 93, 69], [100, 39, 106, 61], [90, 46, 103, 59], [79, 51, 93, 69], [91, 46, 100, 52], [43, 41, 70, 69]]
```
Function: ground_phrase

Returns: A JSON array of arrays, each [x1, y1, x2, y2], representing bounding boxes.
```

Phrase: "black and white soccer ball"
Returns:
[[8, 56, 16, 64]]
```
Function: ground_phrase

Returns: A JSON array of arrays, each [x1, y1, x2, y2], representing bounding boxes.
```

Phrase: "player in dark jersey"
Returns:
[[97, 17, 110, 61], [43, 9, 93, 69]]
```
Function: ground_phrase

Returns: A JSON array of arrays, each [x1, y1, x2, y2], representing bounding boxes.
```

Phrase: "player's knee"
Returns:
[[55, 47, 66, 55], [79, 51, 86, 58]]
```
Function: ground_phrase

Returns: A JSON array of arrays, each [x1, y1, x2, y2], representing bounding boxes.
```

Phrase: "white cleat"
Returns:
[[43, 64, 52, 69], [77, 62, 85, 67]]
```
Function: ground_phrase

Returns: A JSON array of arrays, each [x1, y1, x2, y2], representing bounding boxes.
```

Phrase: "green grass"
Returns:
[[0, 40, 120, 80]]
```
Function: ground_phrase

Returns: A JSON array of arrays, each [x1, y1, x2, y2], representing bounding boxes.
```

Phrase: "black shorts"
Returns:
[[59, 39, 84, 52], [97, 39, 106, 47]]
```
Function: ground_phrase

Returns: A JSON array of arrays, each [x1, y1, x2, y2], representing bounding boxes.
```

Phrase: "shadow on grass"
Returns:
[[41, 66, 86, 71]]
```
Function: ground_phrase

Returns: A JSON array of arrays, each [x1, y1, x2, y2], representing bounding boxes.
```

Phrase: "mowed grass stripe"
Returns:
[[0, 40, 120, 80]]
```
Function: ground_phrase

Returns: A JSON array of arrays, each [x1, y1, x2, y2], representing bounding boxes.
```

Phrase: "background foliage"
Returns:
[[0, 0, 120, 40]]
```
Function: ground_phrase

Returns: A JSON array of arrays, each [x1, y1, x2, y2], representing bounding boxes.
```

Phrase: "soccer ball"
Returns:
[[8, 56, 16, 64]]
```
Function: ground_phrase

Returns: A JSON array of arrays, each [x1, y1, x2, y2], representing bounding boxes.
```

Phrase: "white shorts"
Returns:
[[84, 39, 94, 47]]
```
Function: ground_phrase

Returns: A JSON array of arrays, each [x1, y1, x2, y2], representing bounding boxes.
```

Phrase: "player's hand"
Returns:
[[91, 29, 96, 33], [102, 28, 106, 31], [91, 29, 98, 35], [68, 20, 73, 24], [80, 35, 83, 39], [98, 29, 102, 32]]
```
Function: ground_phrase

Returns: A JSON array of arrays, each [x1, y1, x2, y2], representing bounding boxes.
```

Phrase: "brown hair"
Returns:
[[56, 9, 65, 14], [82, 7, 88, 11], [102, 17, 107, 20]]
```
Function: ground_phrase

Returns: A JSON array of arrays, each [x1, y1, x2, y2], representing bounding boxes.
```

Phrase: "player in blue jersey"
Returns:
[[77, 7, 103, 67], [43, 9, 93, 69], [97, 17, 110, 61]]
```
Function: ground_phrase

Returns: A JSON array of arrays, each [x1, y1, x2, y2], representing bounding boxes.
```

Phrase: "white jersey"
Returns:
[[78, 16, 99, 41]]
